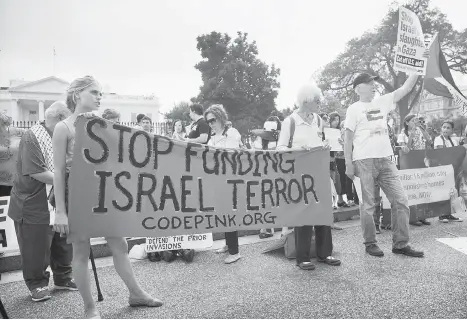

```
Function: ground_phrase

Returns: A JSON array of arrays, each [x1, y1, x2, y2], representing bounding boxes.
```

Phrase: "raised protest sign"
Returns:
[[394, 7, 427, 75], [323, 128, 342, 152], [145, 233, 213, 252], [67, 116, 332, 242]]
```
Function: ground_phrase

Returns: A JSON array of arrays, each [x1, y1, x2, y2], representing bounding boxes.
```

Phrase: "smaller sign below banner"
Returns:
[[145, 233, 213, 253], [382, 165, 455, 208]]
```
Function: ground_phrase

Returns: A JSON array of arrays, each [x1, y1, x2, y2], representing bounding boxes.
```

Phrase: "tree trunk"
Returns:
[[398, 94, 410, 130]]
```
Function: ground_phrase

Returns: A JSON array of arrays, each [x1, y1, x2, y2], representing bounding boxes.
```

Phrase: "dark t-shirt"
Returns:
[[188, 118, 211, 143], [8, 128, 50, 224]]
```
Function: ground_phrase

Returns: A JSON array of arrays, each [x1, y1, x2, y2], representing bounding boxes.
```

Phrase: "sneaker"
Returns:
[[420, 219, 431, 225], [259, 232, 273, 239], [375, 225, 381, 234], [366, 244, 384, 257], [54, 279, 78, 291], [446, 214, 463, 222], [439, 216, 449, 223], [216, 245, 228, 253], [30, 287, 52, 302], [410, 221, 423, 226], [392, 246, 424, 257], [224, 253, 241, 264]]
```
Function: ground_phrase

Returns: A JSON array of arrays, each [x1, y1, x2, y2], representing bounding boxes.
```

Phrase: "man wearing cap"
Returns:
[[344, 72, 424, 258]]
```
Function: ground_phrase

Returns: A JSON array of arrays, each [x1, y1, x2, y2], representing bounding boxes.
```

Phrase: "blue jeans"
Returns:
[[354, 157, 410, 249]]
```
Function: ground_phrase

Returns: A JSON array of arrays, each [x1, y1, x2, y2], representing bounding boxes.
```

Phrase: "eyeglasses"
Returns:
[[206, 118, 216, 125]]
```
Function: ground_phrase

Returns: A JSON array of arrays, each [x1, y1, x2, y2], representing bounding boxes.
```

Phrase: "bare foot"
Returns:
[[84, 309, 101, 319], [129, 293, 163, 308]]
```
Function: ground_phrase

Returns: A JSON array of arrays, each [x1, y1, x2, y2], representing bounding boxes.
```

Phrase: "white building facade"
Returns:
[[418, 85, 467, 120], [0, 76, 163, 124]]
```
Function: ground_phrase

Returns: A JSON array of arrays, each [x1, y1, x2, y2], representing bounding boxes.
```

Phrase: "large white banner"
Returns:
[[394, 7, 427, 75], [0, 196, 19, 253]]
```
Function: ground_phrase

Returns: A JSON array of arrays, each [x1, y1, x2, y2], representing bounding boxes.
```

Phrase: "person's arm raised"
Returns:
[[392, 74, 420, 103], [52, 122, 70, 235]]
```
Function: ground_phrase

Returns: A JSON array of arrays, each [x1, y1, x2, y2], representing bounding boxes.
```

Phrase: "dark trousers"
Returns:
[[14, 221, 73, 291], [225, 231, 239, 255], [336, 158, 354, 200], [295, 225, 333, 264]]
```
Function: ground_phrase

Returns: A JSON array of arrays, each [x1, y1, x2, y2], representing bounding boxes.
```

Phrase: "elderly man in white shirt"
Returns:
[[276, 83, 341, 271], [344, 72, 425, 258]]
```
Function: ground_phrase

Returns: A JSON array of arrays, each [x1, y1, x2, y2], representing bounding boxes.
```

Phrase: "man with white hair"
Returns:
[[8, 101, 77, 302], [277, 83, 341, 270], [344, 73, 425, 258]]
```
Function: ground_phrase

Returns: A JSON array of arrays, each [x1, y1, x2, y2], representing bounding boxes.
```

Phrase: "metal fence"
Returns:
[[11, 121, 172, 136]]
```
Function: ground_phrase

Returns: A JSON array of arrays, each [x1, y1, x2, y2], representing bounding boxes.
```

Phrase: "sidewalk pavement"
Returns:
[[1, 215, 467, 319]]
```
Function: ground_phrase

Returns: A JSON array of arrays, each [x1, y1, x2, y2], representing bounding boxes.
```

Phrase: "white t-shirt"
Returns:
[[276, 111, 323, 150], [344, 93, 396, 161], [208, 127, 242, 149], [434, 135, 459, 148]]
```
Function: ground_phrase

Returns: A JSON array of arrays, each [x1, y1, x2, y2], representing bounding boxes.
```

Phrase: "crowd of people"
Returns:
[[1, 61, 466, 318]]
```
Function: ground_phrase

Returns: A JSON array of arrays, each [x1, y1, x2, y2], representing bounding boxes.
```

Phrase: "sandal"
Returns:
[[317, 256, 341, 266]]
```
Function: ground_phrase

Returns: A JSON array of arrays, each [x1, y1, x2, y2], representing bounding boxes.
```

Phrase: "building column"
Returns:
[[10, 99, 20, 122], [38, 100, 45, 121]]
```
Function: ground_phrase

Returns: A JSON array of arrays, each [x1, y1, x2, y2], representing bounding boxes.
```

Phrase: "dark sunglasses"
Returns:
[[206, 118, 216, 125]]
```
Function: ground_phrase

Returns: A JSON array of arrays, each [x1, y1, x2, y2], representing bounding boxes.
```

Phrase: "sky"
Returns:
[[0, 0, 466, 113]]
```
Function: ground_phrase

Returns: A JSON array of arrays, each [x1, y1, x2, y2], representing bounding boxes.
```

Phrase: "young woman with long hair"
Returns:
[[52, 76, 162, 319]]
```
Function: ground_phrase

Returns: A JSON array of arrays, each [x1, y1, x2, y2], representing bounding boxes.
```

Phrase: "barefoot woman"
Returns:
[[52, 76, 162, 319]]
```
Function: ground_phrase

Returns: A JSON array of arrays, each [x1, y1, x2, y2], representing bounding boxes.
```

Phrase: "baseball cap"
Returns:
[[353, 73, 380, 89]]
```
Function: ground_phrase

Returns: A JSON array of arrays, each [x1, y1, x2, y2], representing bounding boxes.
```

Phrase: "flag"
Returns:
[[423, 33, 467, 114]]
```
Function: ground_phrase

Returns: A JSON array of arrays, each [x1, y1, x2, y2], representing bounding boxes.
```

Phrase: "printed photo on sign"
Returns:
[[146, 233, 213, 252]]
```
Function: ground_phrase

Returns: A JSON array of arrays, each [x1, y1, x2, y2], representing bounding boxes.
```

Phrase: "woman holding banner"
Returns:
[[434, 120, 463, 223], [398, 114, 433, 227], [204, 104, 242, 264], [276, 83, 341, 271], [52, 76, 162, 319]]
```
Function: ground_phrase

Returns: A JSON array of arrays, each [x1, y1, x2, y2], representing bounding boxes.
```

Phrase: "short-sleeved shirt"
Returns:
[[344, 93, 396, 161], [208, 127, 241, 148], [188, 117, 211, 144], [434, 135, 458, 148], [276, 112, 324, 150], [397, 129, 427, 150], [8, 127, 50, 224]]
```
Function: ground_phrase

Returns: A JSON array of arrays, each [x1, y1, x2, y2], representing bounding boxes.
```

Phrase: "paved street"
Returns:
[[1, 214, 467, 319]]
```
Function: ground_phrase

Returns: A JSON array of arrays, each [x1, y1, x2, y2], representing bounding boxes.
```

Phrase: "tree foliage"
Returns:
[[316, 0, 467, 126], [194, 31, 281, 135], [164, 101, 191, 124]]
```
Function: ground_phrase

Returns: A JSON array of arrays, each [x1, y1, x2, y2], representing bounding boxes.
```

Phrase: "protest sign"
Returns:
[[0, 127, 24, 186], [0, 196, 19, 253], [67, 116, 333, 242], [381, 165, 454, 207], [394, 7, 427, 75], [323, 128, 342, 152], [145, 233, 213, 252], [381, 147, 466, 221]]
